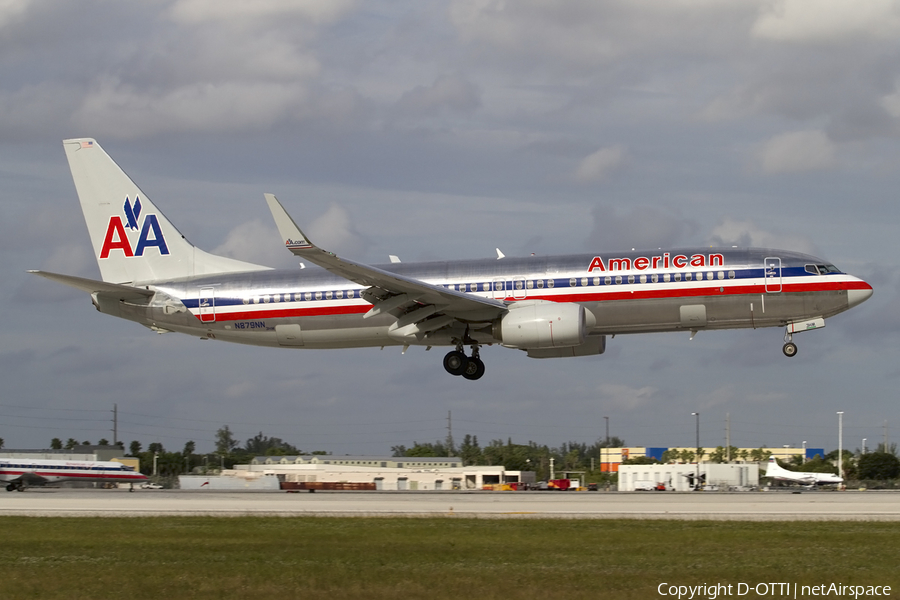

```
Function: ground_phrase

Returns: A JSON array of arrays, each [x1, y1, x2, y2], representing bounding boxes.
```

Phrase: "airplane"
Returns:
[[0, 457, 148, 491], [29, 138, 873, 381], [763, 456, 843, 487]]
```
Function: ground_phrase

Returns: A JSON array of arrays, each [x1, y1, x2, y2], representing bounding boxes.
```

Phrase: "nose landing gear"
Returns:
[[443, 343, 485, 380], [783, 330, 798, 357]]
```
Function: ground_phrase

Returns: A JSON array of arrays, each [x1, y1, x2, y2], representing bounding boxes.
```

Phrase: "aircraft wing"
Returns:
[[772, 475, 816, 485], [28, 271, 155, 301], [264, 194, 507, 324]]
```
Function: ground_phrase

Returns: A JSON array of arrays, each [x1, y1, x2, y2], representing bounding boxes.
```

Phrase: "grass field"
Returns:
[[0, 517, 897, 599]]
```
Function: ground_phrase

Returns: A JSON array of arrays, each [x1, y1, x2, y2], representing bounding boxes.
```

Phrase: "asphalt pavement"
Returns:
[[0, 488, 897, 520]]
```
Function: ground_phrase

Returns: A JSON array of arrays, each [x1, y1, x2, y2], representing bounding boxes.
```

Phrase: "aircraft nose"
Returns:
[[847, 283, 873, 308]]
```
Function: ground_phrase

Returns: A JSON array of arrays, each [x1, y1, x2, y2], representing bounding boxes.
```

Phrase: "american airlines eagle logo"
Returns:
[[99, 196, 170, 258], [123, 195, 142, 230]]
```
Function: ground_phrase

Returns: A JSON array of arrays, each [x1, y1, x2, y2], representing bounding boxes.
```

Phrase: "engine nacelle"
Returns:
[[526, 335, 606, 358], [494, 300, 586, 349]]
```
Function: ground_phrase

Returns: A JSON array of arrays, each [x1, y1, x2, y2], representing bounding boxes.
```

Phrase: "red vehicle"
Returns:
[[547, 479, 572, 491]]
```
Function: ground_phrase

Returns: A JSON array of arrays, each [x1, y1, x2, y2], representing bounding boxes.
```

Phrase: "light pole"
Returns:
[[862, 438, 867, 455], [691, 412, 700, 490], [603, 416, 609, 475], [837, 411, 844, 482]]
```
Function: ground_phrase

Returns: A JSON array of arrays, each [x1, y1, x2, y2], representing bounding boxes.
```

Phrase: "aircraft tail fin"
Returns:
[[63, 138, 269, 284], [765, 456, 785, 477]]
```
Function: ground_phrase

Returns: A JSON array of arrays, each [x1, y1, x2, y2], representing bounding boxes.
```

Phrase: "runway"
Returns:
[[0, 489, 898, 520]]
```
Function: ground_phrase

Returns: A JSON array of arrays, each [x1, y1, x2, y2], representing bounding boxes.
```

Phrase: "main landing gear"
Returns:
[[443, 344, 485, 380]]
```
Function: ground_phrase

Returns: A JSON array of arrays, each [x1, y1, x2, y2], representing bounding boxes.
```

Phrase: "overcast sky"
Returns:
[[1, 0, 897, 457]]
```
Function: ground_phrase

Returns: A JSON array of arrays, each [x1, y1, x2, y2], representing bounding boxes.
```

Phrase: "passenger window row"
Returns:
[[237, 269, 742, 305], [1, 464, 106, 470], [443, 270, 736, 292], [243, 290, 360, 305]]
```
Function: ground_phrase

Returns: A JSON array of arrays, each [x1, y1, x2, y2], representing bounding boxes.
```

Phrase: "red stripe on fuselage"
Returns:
[[0, 470, 146, 480], [210, 304, 371, 321], [190, 279, 870, 322]]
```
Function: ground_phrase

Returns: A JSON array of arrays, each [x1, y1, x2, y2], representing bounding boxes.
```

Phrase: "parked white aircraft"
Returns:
[[764, 456, 843, 487], [0, 458, 148, 491], [29, 138, 873, 380]]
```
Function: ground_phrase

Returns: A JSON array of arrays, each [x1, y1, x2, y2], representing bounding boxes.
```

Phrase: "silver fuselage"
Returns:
[[95, 247, 870, 351], [0, 459, 148, 489]]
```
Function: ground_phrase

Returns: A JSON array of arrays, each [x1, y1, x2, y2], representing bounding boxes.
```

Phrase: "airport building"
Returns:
[[249, 455, 462, 469], [181, 457, 534, 491], [618, 462, 760, 492], [594, 446, 824, 472]]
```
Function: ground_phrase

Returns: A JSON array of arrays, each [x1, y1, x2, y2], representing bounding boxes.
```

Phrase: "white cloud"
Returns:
[[752, 0, 900, 43], [0, 0, 30, 30], [162, 28, 323, 83], [585, 205, 696, 251], [449, 0, 755, 72], [880, 83, 900, 120], [71, 79, 313, 138], [594, 382, 658, 410], [394, 73, 481, 116], [706, 217, 817, 255], [0, 82, 70, 138], [573, 146, 625, 183], [211, 220, 284, 268], [0, 0, 895, 455], [224, 380, 257, 399], [697, 384, 789, 409], [307, 204, 368, 258], [757, 130, 837, 174], [168, 0, 357, 27], [48, 0, 360, 139]]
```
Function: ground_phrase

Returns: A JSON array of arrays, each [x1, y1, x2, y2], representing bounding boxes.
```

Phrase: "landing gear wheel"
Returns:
[[782, 342, 798, 357], [462, 356, 485, 381], [6, 484, 14, 492], [443, 350, 468, 376]]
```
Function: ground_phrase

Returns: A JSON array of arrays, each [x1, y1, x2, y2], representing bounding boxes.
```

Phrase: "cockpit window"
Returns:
[[806, 264, 842, 275]]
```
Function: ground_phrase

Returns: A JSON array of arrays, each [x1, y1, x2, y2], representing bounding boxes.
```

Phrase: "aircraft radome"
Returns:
[[30, 139, 873, 381]]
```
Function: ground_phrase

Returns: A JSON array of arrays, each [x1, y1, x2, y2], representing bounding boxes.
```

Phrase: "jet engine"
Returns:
[[493, 300, 586, 349]]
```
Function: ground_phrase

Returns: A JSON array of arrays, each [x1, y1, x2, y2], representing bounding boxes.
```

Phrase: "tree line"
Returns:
[[394, 436, 900, 483], [42, 430, 900, 483], [45, 426, 326, 477], [392, 434, 628, 482]]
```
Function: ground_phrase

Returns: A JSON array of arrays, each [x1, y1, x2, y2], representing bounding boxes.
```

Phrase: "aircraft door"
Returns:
[[492, 278, 507, 300], [199, 287, 215, 322], [512, 277, 526, 300], [764, 257, 782, 293]]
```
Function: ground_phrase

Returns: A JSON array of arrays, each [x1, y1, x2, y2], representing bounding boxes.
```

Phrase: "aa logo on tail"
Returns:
[[99, 197, 169, 259]]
